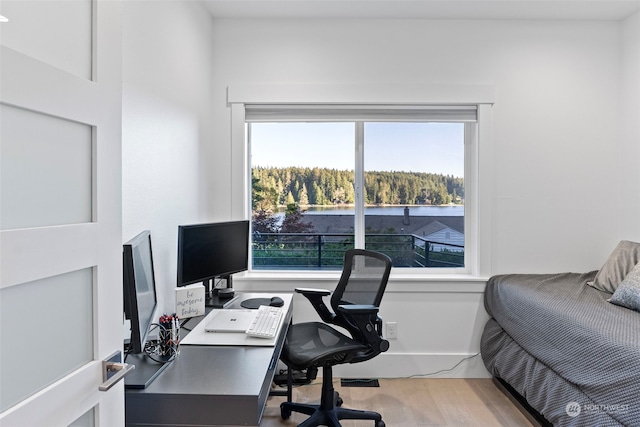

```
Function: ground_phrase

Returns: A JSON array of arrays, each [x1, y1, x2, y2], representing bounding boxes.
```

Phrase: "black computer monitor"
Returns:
[[176, 220, 249, 305], [123, 230, 158, 355]]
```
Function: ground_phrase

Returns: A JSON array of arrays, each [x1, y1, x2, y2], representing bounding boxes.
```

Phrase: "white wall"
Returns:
[[208, 18, 629, 377], [210, 18, 623, 272], [621, 11, 640, 242], [122, 1, 214, 313], [119, 11, 637, 378]]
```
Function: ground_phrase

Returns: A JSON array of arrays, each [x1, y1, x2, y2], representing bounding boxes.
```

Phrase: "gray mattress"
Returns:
[[481, 272, 640, 426]]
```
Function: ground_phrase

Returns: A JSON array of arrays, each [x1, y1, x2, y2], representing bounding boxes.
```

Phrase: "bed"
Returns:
[[481, 242, 640, 426]]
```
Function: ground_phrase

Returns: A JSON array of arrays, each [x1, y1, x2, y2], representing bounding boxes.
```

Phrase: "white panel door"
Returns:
[[0, 1, 124, 425]]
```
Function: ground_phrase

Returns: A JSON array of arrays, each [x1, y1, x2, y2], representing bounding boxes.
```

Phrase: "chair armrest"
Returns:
[[295, 288, 334, 323], [337, 304, 379, 315], [337, 305, 389, 353], [295, 287, 331, 296], [336, 304, 379, 326]]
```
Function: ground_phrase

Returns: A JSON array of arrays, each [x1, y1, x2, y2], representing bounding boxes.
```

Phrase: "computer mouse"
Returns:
[[270, 296, 284, 307]]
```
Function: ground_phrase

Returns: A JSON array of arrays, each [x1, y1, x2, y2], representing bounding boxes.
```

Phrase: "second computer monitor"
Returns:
[[176, 220, 249, 292]]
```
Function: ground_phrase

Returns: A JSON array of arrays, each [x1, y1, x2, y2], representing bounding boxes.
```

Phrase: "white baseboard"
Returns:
[[332, 352, 491, 379]]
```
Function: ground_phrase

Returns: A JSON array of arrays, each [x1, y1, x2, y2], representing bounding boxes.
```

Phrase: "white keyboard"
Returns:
[[245, 305, 284, 339]]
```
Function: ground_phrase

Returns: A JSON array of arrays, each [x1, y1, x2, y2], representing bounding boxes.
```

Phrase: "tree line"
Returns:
[[252, 166, 463, 212]]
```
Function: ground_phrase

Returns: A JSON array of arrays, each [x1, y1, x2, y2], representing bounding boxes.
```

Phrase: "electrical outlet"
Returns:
[[386, 322, 398, 339]]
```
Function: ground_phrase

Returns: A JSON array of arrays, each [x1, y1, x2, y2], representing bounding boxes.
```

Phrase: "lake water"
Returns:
[[279, 205, 464, 216]]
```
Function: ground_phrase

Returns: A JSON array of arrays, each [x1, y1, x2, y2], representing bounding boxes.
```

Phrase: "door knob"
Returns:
[[99, 351, 134, 391]]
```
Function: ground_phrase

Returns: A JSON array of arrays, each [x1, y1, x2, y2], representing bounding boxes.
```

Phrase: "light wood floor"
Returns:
[[260, 378, 536, 426]]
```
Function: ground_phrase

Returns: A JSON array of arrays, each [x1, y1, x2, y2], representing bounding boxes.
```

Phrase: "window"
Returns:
[[246, 105, 476, 272]]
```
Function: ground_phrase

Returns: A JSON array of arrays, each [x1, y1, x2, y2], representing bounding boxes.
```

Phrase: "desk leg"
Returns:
[[268, 365, 293, 401]]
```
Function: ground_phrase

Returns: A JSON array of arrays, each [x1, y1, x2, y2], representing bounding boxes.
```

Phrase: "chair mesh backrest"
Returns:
[[331, 249, 392, 310]]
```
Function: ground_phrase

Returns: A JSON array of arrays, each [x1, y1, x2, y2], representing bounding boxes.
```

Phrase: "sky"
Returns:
[[249, 121, 465, 178]]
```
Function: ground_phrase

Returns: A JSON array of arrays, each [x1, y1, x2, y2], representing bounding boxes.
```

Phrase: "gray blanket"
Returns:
[[481, 272, 640, 426]]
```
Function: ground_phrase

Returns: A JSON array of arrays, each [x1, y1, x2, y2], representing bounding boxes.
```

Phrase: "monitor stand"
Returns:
[[124, 353, 172, 389], [204, 276, 237, 308], [205, 293, 238, 308]]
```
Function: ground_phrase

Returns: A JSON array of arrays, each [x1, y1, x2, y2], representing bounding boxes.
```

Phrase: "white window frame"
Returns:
[[228, 84, 494, 279]]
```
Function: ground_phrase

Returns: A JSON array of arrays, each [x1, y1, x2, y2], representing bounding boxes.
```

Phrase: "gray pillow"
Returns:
[[587, 240, 640, 293], [609, 262, 640, 311]]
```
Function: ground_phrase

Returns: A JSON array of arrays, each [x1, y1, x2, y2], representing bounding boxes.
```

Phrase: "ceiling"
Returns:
[[203, 0, 640, 21]]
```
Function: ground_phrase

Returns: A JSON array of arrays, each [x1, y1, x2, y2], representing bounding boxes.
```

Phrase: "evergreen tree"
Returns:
[[285, 191, 295, 205], [299, 183, 309, 206], [252, 175, 278, 212]]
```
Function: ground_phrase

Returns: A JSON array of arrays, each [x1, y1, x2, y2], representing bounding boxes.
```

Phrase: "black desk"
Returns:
[[125, 293, 292, 427]]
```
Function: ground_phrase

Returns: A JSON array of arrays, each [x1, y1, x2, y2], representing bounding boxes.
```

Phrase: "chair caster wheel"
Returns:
[[376, 421, 385, 427], [280, 404, 291, 420], [337, 396, 343, 407]]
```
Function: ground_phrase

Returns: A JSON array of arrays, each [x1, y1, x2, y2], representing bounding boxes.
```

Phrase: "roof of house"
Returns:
[[420, 220, 461, 237], [302, 214, 464, 235]]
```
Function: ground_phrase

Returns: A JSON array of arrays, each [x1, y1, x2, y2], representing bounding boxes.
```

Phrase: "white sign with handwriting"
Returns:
[[175, 284, 205, 318]]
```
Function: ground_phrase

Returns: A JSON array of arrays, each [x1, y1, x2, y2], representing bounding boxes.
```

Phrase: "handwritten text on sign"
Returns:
[[175, 284, 205, 318]]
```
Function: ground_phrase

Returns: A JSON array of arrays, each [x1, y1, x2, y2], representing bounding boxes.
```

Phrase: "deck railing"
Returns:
[[251, 232, 464, 269]]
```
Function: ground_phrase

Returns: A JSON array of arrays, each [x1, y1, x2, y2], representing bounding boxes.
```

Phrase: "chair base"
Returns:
[[280, 365, 385, 427], [280, 397, 385, 427]]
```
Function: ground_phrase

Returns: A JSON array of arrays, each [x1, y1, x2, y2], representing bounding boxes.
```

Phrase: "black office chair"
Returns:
[[279, 249, 392, 427]]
